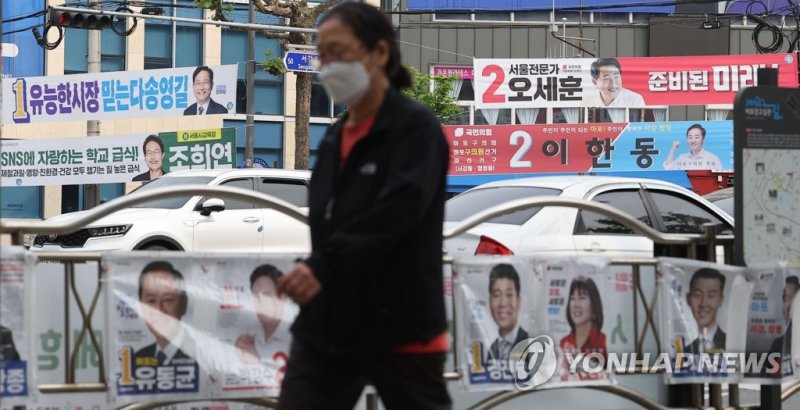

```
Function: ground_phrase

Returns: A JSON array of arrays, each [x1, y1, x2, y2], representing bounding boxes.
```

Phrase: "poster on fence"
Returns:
[[454, 256, 616, 391], [105, 253, 301, 404], [473, 54, 797, 109], [444, 121, 733, 176], [0, 128, 235, 187], [743, 266, 800, 382], [658, 258, 751, 384], [0, 247, 33, 404], [2, 64, 237, 124]]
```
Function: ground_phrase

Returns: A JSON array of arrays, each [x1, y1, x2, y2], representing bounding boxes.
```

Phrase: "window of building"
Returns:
[[224, 120, 284, 168], [222, 30, 283, 115], [144, 4, 203, 69], [63, 29, 127, 74]]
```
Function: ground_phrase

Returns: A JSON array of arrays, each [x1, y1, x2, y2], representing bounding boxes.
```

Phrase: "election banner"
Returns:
[[1, 128, 236, 187], [743, 266, 799, 382], [446, 120, 733, 175], [474, 54, 797, 109], [454, 256, 616, 391], [105, 253, 301, 404], [657, 258, 750, 384], [408, 0, 721, 13], [2, 64, 237, 124], [0, 247, 34, 404]]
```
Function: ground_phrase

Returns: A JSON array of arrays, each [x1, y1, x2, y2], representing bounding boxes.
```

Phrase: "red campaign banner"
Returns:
[[618, 54, 798, 106], [446, 124, 623, 175]]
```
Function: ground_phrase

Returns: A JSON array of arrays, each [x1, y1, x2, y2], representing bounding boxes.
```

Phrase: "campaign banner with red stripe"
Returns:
[[474, 54, 798, 108], [446, 121, 733, 175]]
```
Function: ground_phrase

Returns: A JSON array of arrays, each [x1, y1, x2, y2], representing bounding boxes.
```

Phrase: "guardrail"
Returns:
[[0, 186, 790, 410]]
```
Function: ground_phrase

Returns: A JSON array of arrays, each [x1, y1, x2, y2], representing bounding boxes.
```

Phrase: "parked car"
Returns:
[[444, 176, 734, 259], [703, 187, 734, 219], [31, 169, 311, 253]]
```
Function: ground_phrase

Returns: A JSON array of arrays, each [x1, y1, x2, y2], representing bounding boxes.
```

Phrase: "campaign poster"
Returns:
[[657, 258, 750, 384], [159, 128, 236, 172], [743, 266, 798, 382], [0, 247, 34, 403], [473, 54, 797, 109], [2, 64, 237, 124], [105, 253, 300, 404], [445, 121, 733, 176]]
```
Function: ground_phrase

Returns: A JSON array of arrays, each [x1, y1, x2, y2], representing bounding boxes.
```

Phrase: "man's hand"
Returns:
[[278, 262, 322, 305]]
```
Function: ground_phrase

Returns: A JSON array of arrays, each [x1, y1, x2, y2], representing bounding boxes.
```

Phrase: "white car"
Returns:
[[444, 176, 734, 259], [31, 169, 311, 253]]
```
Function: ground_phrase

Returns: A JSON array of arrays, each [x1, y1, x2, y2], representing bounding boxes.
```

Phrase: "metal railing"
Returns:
[[1, 187, 792, 410]]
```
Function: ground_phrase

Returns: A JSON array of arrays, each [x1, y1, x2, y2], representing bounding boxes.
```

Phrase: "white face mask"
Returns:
[[318, 60, 371, 106]]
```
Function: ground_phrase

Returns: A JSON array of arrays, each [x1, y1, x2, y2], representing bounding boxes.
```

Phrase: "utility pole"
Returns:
[[85, 0, 102, 208], [245, 1, 255, 168]]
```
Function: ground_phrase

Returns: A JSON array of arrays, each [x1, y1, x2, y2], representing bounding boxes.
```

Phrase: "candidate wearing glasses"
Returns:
[[132, 134, 166, 182], [183, 66, 228, 115]]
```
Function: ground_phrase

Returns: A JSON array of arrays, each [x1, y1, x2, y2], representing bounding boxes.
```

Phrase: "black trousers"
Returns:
[[277, 339, 452, 410]]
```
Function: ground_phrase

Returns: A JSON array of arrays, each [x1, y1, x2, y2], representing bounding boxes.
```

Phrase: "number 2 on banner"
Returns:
[[482, 64, 506, 104], [12, 78, 31, 123], [118, 346, 135, 386], [510, 131, 532, 168]]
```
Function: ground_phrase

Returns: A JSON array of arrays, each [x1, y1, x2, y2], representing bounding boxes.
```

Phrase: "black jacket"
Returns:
[[292, 88, 449, 354], [183, 99, 228, 115]]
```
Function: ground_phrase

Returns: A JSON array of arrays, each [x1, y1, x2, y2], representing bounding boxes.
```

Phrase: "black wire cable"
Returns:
[[1, 10, 47, 25], [749, 13, 785, 53]]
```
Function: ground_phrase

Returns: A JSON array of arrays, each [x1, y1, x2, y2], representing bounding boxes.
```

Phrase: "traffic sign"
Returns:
[[283, 51, 319, 73]]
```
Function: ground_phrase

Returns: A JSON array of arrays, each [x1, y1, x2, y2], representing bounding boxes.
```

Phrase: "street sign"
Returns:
[[283, 51, 319, 73]]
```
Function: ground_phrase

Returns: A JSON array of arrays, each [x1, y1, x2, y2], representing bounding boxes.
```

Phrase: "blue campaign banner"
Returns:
[[610, 121, 733, 172], [0, 361, 29, 397], [406, 0, 721, 13]]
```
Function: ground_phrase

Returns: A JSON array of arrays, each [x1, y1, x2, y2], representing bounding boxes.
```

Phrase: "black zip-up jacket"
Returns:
[[291, 88, 449, 354]]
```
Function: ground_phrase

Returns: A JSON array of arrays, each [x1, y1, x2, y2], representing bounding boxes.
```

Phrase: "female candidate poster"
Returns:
[[0, 246, 34, 404], [105, 252, 300, 404], [657, 258, 750, 384]]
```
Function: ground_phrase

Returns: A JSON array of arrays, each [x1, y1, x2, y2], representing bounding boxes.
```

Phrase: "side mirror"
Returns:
[[199, 198, 225, 216]]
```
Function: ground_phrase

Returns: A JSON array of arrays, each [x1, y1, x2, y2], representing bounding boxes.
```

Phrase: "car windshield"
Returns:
[[445, 186, 562, 225], [711, 196, 734, 218], [128, 176, 215, 209]]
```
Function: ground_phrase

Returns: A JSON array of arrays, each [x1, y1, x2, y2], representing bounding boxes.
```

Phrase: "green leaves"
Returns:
[[263, 49, 287, 76], [402, 66, 463, 124]]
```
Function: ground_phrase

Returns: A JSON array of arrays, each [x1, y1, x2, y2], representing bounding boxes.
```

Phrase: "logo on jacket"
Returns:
[[360, 162, 377, 175]]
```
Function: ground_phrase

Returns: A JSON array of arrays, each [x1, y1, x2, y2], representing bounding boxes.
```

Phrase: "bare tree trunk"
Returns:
[[294, 71, 313, 170]]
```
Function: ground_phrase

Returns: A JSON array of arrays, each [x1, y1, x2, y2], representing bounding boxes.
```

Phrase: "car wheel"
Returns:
[[137, 242, 178, 251]]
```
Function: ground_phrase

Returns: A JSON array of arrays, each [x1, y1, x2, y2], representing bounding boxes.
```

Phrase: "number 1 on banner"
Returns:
[[118, 346, 135, 385], [470, 342, 485, 373], [12, 79, 31, 123]]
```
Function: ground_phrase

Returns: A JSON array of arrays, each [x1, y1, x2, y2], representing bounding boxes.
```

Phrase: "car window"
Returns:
[[445, 187, 562, 225], [648, 190, 733, 235], [218, 178, 256, 210], [711, 197, 734, 218], [259, 179, 308, 207], [576, 190, 651, 235], [129, 176, 215, 209]]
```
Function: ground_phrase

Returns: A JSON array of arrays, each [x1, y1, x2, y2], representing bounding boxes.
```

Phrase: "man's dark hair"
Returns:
[[689, 267, 726, 294], [142, 134, 164, 154], [786, 276, 800, 293], [138, 260, 188, 317], [687, 123, 707, 139], [566, 277, 604, 331], [488, 263, 520, 295], [318, 2, 411, 89], [192, 66, 214, 83], [250, 264, 283, 290], [590, 57, 622, 79]]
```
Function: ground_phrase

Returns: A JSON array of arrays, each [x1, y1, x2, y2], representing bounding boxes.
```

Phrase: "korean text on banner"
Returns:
[[160, 128, 236, 172], [0, 247, 34, 403], [445, 121, 733, 175], [2, 64, 237, 124], [105, 253, 302, 404], [474, 54, 797, 109]]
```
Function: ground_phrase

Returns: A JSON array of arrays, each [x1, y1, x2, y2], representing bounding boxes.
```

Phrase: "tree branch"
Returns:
[[311, 0, 342, 19], [259, 30, 290, 41], [251, 0, 293, 18]]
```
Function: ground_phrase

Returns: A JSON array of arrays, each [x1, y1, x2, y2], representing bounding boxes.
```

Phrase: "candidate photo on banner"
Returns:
[[0, 247, 33, 402], [658, 258, 749, 384], [183, 66, 230, 116], [581, 57, 645, 108], [454, 257, 539, 391], [132, 134, 167, 183]]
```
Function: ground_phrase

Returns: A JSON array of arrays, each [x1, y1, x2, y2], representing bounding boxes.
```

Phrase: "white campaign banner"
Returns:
[[454, 256, 614, 392], [1, 134, 147, 186], [2, 64, 237, 124], [0, 247, 34, 406], [104, 252, 302, 404]]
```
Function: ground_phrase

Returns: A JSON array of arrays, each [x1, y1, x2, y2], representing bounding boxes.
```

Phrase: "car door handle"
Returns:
[[242, 216, 260, 223], [583, 242, 606, 252]]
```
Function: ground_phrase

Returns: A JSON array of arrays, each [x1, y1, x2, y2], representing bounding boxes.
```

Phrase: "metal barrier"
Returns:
[[0, 186, 794, 409]]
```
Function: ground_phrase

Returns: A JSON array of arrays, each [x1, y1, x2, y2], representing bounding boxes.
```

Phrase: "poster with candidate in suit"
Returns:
[[658, 258, 750, 384], [105, 252, 301, 403], [0, 246, 34, 403]]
